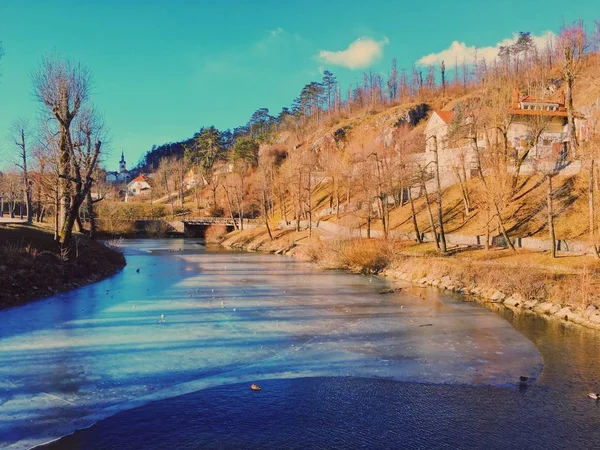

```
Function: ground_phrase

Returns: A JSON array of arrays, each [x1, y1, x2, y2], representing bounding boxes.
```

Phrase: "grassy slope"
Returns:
[[218, 62, 600, 310], [0, 224, 126, 309]]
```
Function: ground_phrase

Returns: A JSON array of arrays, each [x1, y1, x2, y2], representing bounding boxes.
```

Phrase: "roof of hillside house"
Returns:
[[434, 110, 455, 124], [131, 174, 147, 183], [509, 89, 584, 119]]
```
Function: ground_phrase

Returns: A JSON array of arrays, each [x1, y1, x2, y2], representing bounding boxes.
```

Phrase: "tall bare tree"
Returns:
[[33, 55, 97, 249], [557, 21, 587, 154], [60, 106, 103, 246], [10, 119, 33, 223]]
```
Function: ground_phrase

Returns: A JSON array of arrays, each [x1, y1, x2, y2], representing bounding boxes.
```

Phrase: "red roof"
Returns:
[[435, 110, 454, 124], [132, 174, 146, 182]]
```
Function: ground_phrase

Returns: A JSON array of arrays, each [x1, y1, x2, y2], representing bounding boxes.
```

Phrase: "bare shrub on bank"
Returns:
[[309, 238, 395, 274]]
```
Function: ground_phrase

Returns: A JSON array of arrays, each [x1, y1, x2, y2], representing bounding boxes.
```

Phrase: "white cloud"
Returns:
[[318, 37, 389, 70], [269, 27, 284, 37], [202, 28, 308, 76], [417, 31, 555, 66]]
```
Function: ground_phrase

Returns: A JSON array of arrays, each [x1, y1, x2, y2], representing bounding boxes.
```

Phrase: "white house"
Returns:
[[127, 174, 152, 196], [424, 110, 454, 152]]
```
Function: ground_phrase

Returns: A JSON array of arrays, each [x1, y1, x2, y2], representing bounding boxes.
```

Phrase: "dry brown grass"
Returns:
[[304, 238, 396, 274]]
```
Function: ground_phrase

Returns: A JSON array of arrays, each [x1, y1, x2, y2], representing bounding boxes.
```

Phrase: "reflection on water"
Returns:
[[0, 239, 575, 449], [43, 375, 600, 450], [43, 306, 600, 450]]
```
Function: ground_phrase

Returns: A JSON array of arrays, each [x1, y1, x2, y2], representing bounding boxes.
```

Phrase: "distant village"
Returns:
[[103, 151, 152, 201]]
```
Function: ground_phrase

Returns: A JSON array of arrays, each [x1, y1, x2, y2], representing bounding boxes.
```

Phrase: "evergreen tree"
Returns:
[[387, 57, 398, 100], [247, 108, 274, 142], [322, 70, 337, 110]]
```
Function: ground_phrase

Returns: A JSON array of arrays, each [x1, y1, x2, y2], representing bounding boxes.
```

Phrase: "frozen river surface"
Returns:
[[0, 239, 542, 449]]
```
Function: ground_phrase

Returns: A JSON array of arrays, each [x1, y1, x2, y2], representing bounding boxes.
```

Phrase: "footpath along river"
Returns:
[[0, 239, 599, 449]]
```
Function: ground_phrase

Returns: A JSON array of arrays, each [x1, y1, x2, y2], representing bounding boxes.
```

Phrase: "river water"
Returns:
[[0, 239, 599, 449]]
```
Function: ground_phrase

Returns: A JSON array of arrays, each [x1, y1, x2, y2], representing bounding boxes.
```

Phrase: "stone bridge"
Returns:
[[134, 217, 259, 237]]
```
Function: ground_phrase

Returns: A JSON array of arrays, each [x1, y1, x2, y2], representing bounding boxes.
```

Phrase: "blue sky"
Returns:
[[0, 0, 597, 171]]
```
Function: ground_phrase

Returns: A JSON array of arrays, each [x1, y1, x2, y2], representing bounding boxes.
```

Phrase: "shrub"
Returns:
[[338, 238, 394, 274]]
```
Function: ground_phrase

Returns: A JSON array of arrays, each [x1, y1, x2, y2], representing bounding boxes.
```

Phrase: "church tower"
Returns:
[[119, 150, 127, 172]]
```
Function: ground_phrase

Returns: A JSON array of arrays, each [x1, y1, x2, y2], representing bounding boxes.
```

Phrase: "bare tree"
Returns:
[[60, 106, 103, 246], [557, 21, 587, 154], [582, 109, 600, 257], [429, 135, 447, 252], [33, 55, 94, 248], [10, 119, 33, 223]]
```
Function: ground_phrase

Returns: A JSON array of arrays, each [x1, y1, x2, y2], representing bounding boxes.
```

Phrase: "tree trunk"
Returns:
[[454, 167, 470, 218], [234, 190, 244, 231], [366, 206, 372, 239], [74, 215, 83, 233], [296, 171, 302, 232], [565, 76, 578, 157], [408, 184, 422, 243], [86, 191, 97, 239], [421, 178, 439, 249], [54, 187, 60, 240], [307, 168, 312, 238], [432, 139, 447, 252], [590, 160, 600, 257], [485, 208, 490, 250], [20, 140, 33, 224], [263, 189, 273, 241], [547, 174, 556, 258], [223, 186, 239, 230], [58, 126, 73, 236]]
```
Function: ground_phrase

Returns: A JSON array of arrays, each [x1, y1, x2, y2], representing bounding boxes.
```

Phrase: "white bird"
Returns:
[[159, 314, 165, 323]]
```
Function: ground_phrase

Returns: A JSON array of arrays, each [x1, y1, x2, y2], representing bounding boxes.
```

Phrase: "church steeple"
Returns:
[[119, 150, 127, 172]]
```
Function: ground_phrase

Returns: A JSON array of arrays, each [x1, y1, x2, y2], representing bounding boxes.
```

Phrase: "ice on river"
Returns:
[[0, 239, 542, 449]]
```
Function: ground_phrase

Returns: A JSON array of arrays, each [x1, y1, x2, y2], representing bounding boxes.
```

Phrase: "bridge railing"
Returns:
[[127, 217, 261, 226]]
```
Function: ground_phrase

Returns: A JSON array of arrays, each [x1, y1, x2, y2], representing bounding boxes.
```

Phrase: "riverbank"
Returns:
[[0, 224, 126, 309], [219, 225, 600, 331]]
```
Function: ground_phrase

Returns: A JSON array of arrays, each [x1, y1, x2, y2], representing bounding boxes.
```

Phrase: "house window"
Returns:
[[543, 139, 552, 146]]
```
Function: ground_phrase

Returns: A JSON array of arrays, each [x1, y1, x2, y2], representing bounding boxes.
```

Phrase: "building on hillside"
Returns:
[[506, 89, 586, 164], [424, 110, 455, 152], [127, 174, 152, 196], [419, 90, 586, 175], [105, 151, 132, 184]]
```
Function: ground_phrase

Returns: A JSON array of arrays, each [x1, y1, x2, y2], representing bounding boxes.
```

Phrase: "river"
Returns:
[[0, 239, 599, 449]]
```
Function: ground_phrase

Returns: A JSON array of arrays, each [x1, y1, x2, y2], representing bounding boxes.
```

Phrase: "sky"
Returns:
[[0, 0, 598, 172]]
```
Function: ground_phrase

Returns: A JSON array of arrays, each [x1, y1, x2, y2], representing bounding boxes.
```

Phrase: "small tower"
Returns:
[[119, 150, 127, 172]]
